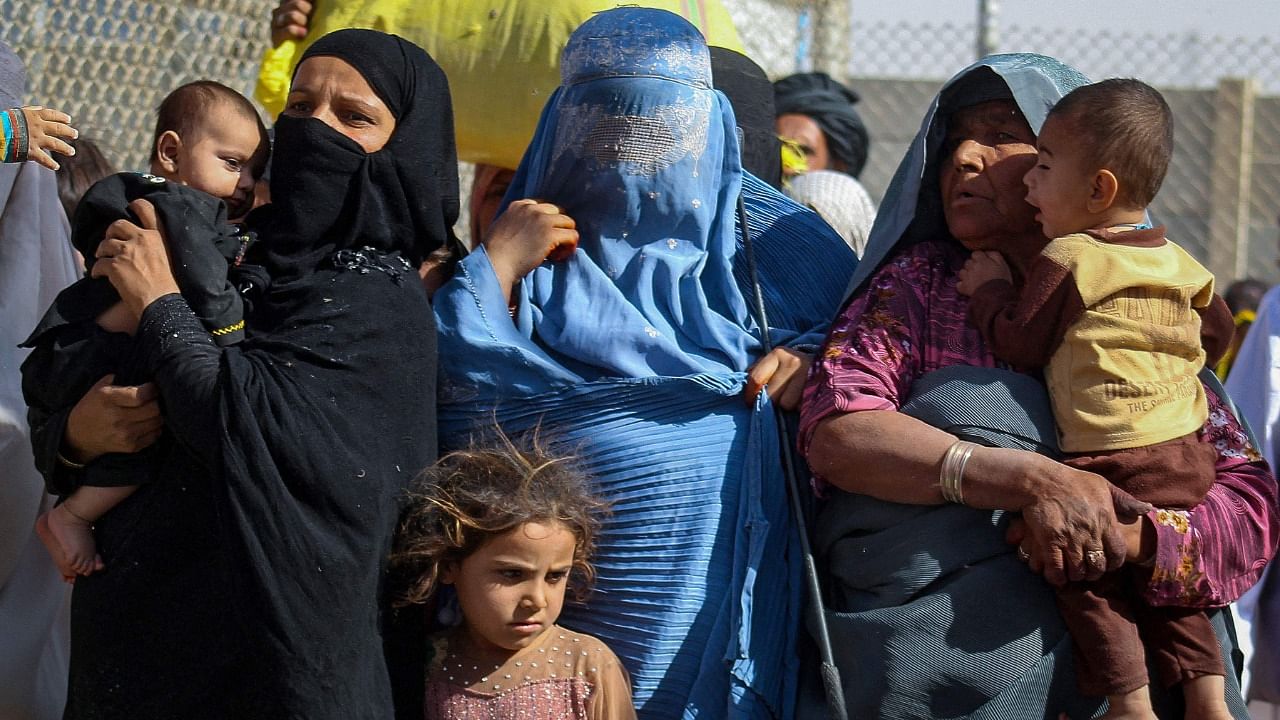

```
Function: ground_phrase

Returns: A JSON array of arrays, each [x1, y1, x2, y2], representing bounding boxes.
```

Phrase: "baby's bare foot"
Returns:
[[42, 504, 103, 576], [1100, 687, 1157, 720], [1182, 674, 1231, 720], [35, 511, 76, 580]]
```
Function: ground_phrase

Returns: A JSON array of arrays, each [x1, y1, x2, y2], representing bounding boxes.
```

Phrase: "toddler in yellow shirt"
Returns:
[[957, 78, 1233, 720]]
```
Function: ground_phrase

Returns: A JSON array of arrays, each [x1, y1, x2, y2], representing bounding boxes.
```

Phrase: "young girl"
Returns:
[[392, 435, 636, 719]]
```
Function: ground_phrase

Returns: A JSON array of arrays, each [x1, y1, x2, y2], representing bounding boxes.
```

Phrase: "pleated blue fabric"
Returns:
[[432, 8, 855, 718]]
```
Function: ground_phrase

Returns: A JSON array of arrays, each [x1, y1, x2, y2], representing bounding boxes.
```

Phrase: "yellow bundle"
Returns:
[[257, 0, 743, 170]]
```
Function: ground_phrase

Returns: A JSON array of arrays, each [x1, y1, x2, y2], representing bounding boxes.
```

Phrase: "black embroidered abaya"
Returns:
[[56, 30, 457, 719]]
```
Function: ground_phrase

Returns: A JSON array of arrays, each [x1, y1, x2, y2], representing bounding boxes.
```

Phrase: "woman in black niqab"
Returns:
[[62, 29, 453, 719]]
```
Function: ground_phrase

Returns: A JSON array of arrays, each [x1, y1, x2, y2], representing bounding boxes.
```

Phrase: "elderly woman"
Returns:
[[799, 54, 1278, 718], [433, 8, 854, 718], [33, 29, 454, 718]]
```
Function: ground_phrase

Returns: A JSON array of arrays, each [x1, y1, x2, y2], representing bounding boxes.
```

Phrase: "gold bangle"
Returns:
[[940, 440, 978, 505], [57, 451, 87, 470]]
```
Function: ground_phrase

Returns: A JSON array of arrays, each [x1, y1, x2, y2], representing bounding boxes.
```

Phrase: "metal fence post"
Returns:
[[976, 0, 999, 60], [1208, 77, 1257, 284], [810, 0, 851, 77]]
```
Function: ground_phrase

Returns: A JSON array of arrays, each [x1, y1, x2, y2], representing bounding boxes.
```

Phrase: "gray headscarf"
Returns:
[[0, 41, 25, 109]]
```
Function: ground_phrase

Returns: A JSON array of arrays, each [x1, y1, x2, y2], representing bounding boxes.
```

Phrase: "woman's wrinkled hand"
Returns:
[[270, 0, 314, 47], [745, 347, 811, 410], [1007, 457, 1152, 586], [90, 199, 179, 325], [63, 375, 163, 463], [483, 199, 579, 303], [955, 250, 1011, 296]]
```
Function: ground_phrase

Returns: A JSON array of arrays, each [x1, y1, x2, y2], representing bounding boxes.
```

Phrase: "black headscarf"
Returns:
[[261, 29, 460, 280], [773, 71, 870, 178], [710, 47, 783, 188]]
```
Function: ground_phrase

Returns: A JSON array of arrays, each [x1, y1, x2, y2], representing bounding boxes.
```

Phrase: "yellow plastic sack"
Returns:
[[257, 0, 743, 170]]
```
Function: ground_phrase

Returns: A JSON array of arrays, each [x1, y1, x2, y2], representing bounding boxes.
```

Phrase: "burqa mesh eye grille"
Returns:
[[584, 114, 678, 175], [578, 100, 710, 177]]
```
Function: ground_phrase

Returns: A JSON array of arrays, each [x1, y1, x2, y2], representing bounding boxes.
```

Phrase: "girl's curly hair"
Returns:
[[389, 430, 608, 607]]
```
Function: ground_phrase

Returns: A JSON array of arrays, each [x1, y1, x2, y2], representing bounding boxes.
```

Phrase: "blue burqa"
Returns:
[[802, 54, 1249, 719], [433, 8, 855, 718]]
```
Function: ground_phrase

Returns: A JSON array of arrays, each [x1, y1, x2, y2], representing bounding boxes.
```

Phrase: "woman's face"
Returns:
[[937, 100, 1041, 253], [283, 56, 397, 153], [776, 113, 834, 177]]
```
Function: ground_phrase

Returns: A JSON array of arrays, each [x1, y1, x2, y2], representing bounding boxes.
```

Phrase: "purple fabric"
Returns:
[[800, 238, 1279, 607]]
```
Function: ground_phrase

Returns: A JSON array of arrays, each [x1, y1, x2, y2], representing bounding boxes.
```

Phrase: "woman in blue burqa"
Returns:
[[797, 54, 1278, 718], [432, 7, 855, 719]]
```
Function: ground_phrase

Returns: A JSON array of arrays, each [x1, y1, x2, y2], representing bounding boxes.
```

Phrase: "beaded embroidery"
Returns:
[[331, 246, 413, 284], [425, 626, 618, 719]]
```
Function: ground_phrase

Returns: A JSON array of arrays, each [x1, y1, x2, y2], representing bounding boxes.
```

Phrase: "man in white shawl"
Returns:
[[0, 40, 79, 720], [1224, 282, 1280, 719]]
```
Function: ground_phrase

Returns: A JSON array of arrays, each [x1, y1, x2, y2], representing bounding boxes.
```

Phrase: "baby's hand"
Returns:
[[956, 251, 1011, 296], [12, 106, 78, 171]]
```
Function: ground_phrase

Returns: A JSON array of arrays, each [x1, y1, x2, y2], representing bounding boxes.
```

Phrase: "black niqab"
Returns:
[[774, 71, 870, 178], [262, 29, 460, 280]]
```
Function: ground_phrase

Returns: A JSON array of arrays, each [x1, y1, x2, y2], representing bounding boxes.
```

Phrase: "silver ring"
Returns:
[[1017, 546, 1030, 562], [1086, 549, 1106, 566]]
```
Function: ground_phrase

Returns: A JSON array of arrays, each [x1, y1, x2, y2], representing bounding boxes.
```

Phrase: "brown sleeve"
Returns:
[[589, 649, 637, 720], [965, 255, 1087, 369], [1197, 293, 1234, 366]]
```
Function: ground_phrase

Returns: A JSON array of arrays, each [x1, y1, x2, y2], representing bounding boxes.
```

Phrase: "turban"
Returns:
[[774, 71, 868, 178]]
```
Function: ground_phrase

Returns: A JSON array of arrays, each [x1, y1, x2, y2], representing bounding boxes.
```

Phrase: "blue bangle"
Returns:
[[0, 109, 11, 162]]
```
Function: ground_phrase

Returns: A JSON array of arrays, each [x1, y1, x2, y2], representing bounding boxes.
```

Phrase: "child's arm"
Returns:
[[2, 106, 77, 170], [962, 250, 1086, 369], [96, 301, 136, 335], [1197, 293, 1234, 366]]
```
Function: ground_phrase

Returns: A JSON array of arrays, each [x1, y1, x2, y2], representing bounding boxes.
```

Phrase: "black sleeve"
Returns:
[[27, 405, 80, 496], [135, 293, 224, 469]]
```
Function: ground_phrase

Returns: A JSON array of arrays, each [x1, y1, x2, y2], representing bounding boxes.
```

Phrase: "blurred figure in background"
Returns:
[[773, 71, 869, 180], [784, 169, 876, 258], [54, 136, 115, 222], [1223, 284, 1280, 719], [0, 39, 79, 720], [1217, 277, 1270, 379], [709, 46, 783, 189]]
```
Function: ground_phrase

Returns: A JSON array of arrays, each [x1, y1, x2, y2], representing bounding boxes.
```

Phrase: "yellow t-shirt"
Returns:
[[1041, 233, 1215, 452]]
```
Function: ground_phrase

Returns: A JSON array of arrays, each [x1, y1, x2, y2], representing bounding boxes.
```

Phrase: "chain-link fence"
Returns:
[[4, 0, 268, 172], [5, 0, 837, 246], [8, 3, 1280, 284], [847, 18, 1280, 285]]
